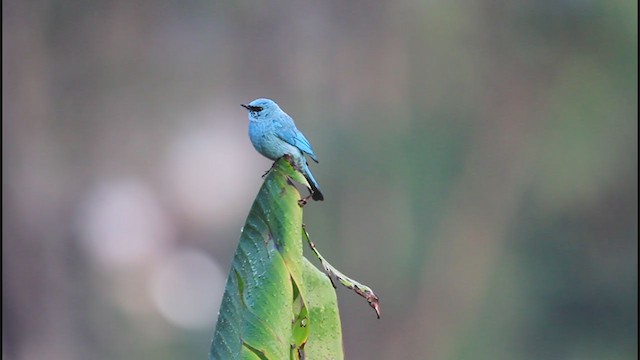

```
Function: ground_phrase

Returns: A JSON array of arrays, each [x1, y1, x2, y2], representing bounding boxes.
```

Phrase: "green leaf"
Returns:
[[209, 158, 343, 360]]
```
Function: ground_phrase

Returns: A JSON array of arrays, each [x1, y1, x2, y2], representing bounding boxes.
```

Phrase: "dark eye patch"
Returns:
[[241, 104, 264, 112]]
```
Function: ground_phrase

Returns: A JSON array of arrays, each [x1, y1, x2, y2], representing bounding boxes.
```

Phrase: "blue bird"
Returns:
[[242, 98, 324, 201]]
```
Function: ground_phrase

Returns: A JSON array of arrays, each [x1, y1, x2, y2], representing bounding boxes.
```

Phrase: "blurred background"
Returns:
[[3, 1, 637, 359]]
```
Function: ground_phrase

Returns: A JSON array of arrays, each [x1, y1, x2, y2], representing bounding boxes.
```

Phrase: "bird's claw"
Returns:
[[298, 194, 313, 207]]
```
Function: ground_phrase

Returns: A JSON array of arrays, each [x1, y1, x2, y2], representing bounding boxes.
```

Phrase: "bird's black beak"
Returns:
[[241, 104, 250, 110]]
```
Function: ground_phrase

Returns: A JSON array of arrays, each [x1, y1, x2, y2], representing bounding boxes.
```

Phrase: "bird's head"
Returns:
[[241, 98, 281, 120]]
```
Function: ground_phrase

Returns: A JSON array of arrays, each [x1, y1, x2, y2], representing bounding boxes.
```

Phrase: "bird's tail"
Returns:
[[301, 161, 324, 201]]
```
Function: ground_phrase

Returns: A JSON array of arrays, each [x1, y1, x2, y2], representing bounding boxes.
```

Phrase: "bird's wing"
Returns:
[[275, 115, 319, 163]]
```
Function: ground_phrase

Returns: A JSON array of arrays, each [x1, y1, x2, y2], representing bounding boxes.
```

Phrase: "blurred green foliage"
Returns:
[[3, 1, 636, 360]]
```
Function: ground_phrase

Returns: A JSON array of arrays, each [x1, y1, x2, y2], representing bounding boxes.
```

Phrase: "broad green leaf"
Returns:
[[209, 158, 343, 360]]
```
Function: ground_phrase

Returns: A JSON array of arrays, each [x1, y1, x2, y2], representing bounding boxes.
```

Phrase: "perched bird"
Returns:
[[242, 98, 324, 201]]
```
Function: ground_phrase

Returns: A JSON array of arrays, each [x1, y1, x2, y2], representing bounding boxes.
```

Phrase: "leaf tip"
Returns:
[[370, 296, 381, 319]]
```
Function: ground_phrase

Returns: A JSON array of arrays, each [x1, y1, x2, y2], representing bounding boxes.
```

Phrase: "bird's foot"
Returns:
[[262, 158, 283, 178], [280, 154, 302, 171], [298, 194, 313, 207]]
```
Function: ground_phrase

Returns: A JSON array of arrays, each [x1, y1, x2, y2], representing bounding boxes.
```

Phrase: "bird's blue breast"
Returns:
[[249, 120, 302, 161]]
